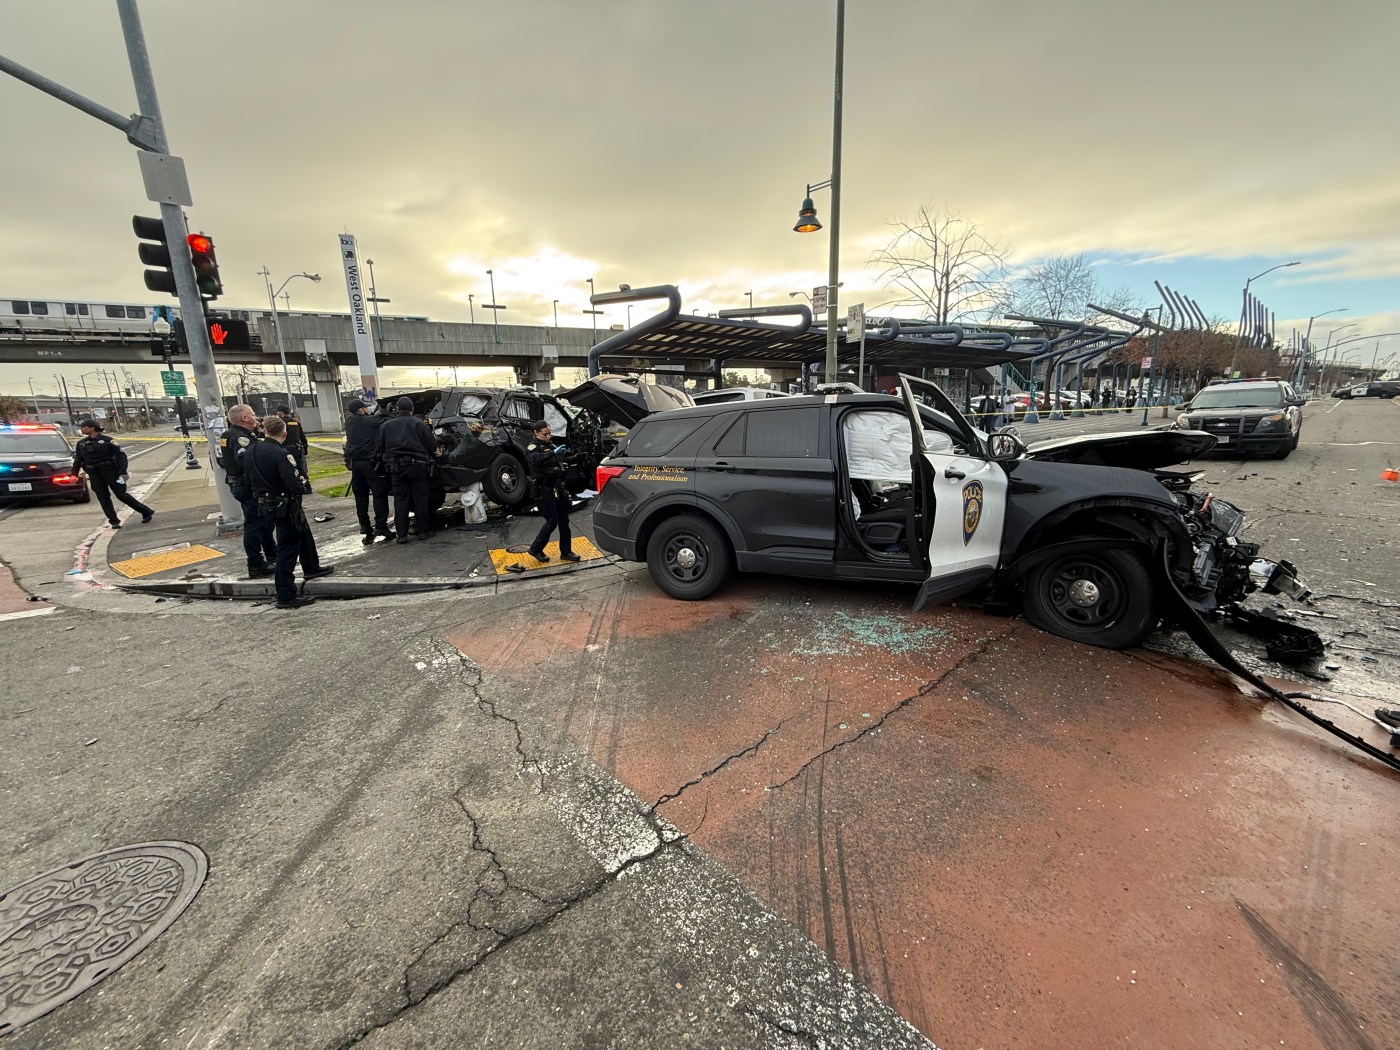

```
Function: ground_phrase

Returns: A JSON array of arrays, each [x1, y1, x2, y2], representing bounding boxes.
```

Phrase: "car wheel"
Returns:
[[1289, 427, 1301, 450], [483, 453, 528, 506], [1270, 443, 1291, 460], [645, 514, 733, 600], [70, 490, 92, 504], [1022, 547, 1157, 650]]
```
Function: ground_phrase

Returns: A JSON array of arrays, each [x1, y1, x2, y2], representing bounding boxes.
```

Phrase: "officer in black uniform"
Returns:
[[218, 404, 276, 577], [275, 404, 309, 476], [344, 399, 391, 544], [374, 396, 437, 543], [247, 415, 333, 609], [525, 420, 580, 563], [72, 418, 154, 529]]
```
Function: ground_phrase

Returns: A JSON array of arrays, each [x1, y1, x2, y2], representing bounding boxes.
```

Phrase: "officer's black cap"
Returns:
[[275, 404, 290, 414], [345, 399, 366, 413], [396, 396, 415, 413], [79, 418, 102, 430]]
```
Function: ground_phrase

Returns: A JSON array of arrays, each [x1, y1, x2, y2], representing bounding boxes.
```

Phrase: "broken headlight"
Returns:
[[1249, 558, 1311, 600]]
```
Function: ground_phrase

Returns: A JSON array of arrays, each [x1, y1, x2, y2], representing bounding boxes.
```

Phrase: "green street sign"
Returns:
[[161, 370, 188, 397]]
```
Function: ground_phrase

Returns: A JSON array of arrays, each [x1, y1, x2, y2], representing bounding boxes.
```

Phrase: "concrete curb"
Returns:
[[111, 552, 622, 600]]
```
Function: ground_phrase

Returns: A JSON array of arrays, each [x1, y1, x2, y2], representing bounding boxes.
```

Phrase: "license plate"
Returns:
[[7, 482, 33, 492], [1216, 435, 1230, 445]]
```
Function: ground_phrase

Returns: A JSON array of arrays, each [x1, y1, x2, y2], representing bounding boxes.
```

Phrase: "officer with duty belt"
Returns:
[[525, 419, 580, 563], [275, 403, 310, 476], [218, 404, 276, 577], [343, 399, 391, 545], [247, 415, 333, 610], [374, 396, 437, 544], [72, 418, 154, 529]]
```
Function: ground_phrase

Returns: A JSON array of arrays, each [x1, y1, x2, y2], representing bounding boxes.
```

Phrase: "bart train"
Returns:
[[0, 296, 426, 336]]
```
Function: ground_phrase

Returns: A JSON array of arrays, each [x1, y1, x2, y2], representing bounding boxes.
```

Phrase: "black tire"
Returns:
[[1022, 547, 1157, 650], [1270, 443, 1291, 460], [1289, 426, 1301, 450], [483, 453, 528, 506], [70, 489, 91, 504], [645, 514, 733, 600]]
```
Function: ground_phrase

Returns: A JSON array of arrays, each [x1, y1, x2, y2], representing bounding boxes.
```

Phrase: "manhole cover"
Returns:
[[0, 841, 207, 1034]]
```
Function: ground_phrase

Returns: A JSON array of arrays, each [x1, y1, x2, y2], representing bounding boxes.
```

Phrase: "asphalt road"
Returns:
[[2, 400, 1397, 1049]]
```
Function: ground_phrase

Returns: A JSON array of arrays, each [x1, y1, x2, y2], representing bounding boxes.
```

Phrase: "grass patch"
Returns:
[[305, 446, 350, 496]]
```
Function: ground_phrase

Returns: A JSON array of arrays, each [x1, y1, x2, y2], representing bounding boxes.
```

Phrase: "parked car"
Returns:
[[1173, 378, 1304, 459], [1331, 381, 1399, 399], [0, 423, 89, 504], [588, 376, 1306, 650], [691, 386, 792, 405], [377, 377, 693, 511]]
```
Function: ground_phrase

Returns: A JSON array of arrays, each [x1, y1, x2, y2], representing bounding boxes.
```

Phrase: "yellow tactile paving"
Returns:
[[489, 537, 606, 576], [109, 544, 225, 579]]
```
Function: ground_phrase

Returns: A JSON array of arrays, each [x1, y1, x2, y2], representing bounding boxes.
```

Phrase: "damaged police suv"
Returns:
[[591, 375, 1307, 650]]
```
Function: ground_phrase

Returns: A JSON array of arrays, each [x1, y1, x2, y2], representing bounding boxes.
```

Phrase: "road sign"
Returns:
[[811, 285, 827, 313], [1141, 356, 1153, 370], [161, 370, 188, 397], [847, 303, 865, 344]]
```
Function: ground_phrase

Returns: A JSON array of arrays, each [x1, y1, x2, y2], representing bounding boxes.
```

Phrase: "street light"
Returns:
[[365, 258, 392, 356], [790, 0, 845, 384], [552, 299, 559, 328], [585, 277, 598, 343], [789, 291, 812, 304], [467, 293, 475, 323], [1297, 306, 1347, 387], [152, 316, 200, 470], [1232, 260, 1299, 376], [745, 290, 754, 311], [482, 268, 506, 343], [260, 267, 322, 405]]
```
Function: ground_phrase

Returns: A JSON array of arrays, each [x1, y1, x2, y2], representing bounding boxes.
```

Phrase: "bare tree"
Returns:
[[0, 394, 29, 423], [870, 207, 1010, 323], [1009, 253, 1097, 321]]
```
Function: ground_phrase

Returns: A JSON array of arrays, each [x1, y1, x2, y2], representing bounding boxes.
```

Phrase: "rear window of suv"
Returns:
[[1191, 386, 1285, 409], [620, 417, 707, 457]]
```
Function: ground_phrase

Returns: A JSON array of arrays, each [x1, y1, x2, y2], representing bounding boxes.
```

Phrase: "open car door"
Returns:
[[898, 374, 1010, 611]]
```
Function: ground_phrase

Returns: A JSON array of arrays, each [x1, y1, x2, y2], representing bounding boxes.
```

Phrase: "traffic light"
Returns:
[[205, 316, 250, 351], [133, 214, 178, 296], [187, 233, 222, 300]]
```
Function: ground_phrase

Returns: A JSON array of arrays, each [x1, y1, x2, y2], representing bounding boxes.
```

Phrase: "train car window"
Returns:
[[65, 303, 77, 315], [105, 305, 125, 319], [11, 301, 30, 314], [30, 302, 49, 315], [125, 306, 145, 319], [78, 304, 89, 315]]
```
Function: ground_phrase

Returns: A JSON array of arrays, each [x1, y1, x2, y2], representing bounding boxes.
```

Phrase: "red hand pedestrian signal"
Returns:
[[210, 323, 228, 346]]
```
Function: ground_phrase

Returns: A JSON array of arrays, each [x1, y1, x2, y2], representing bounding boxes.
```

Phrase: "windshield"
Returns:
[[0, 433, 70, 454], [1191, 386, 1284, 409]]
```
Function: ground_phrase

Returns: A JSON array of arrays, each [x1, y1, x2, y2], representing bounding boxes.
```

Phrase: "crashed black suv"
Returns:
[[591, 375, 1306, 650], [381, 377, 692, 510]]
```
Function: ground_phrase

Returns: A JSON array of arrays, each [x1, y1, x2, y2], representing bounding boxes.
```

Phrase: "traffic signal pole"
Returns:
[[116, 0, 238, 524]]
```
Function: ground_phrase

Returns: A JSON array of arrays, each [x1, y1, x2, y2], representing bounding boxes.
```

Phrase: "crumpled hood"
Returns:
[[1025, 429, 1217, 468], [559, 374, 694, 426]]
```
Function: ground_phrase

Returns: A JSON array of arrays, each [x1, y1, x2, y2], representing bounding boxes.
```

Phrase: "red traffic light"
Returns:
[[186, 233, 212, 253]]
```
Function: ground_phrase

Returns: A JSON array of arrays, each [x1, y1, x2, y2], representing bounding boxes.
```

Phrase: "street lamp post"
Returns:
[[482, 269, 506, 343], [1298, 307, 1347, 388], [467, 293, 475, 323], [790, 0, 844, 384], [585, 277, 600, 343], [260, 268, 322, 406], [153, 317, 201, 470], [365, 258, 392, 356], [745, 290, 754, 312], [552, 299, 559, 328], [1233, 260, 1299, 376]]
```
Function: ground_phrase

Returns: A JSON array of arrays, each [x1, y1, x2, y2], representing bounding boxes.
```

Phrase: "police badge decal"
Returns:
[[961, 480, 983, 546]]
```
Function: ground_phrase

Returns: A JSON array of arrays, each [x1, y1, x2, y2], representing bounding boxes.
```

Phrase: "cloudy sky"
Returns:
[[3, 0, 1398, 395]]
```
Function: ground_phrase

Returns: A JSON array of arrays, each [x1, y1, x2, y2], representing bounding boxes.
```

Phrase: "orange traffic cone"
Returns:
[[1382, 467, 1400, 482]]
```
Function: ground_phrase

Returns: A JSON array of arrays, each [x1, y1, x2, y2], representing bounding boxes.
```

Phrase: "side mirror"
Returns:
[[1173, 403, 1187, 411], [1288, 397, 1306, 406], [987, 429, 1027, 462]]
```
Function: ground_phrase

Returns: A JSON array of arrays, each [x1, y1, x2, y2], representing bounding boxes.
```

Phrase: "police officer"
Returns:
[[525, 420, 580, 563], [344, 399, 390, 545], [72, 418, 154, 529], [219, 404, 276, 577], [375, 396, 437, 543], [248, 415, 333, 610], [275, 404, 309, 476]]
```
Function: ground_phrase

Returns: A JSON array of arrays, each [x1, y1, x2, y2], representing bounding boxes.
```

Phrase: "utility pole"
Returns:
[[55, 375, 77, 430]]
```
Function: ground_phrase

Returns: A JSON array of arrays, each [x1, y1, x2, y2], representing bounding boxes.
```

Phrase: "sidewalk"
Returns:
[[103, 462, 612, 599]]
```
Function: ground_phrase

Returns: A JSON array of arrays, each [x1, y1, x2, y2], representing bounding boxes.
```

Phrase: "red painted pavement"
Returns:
[[447, 578, 1400, 1050]]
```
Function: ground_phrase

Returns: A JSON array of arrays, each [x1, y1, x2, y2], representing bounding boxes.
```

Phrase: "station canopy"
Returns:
[[587, 286, 1043, 373]]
